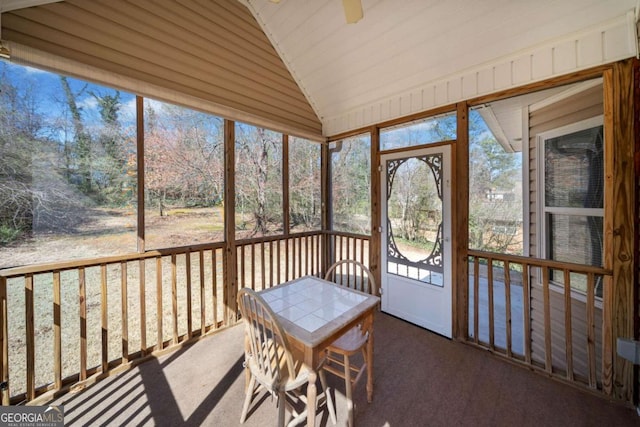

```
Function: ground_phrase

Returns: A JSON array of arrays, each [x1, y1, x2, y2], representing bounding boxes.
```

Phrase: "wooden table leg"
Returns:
[[307, 369, 317, 427]]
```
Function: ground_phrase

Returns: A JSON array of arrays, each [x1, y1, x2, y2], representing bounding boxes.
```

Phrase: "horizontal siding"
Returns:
[[2, 0, 322, 138], [530, 284, 603, 383], [528, 81, 603, 383]]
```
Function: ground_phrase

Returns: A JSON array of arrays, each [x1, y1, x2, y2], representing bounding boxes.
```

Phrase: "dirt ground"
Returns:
[[0, 206, 225, 269]]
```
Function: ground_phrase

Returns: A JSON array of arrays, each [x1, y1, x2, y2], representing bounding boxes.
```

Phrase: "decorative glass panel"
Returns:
[[386, 154, 443, 286]]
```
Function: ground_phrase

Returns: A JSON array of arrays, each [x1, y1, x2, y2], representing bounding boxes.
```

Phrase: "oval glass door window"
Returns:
[[386, 154, 443, 286]]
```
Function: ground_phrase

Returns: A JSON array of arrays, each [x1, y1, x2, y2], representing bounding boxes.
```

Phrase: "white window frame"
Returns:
[[536, 115, 604, 299]]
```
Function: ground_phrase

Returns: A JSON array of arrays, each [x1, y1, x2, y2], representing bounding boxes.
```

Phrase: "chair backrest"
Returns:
[[237, 288, 296, 391], [324, 259, 377, 296]]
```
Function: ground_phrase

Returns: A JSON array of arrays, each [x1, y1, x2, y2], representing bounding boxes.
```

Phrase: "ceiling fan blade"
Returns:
[[342, 0, 363, 24]]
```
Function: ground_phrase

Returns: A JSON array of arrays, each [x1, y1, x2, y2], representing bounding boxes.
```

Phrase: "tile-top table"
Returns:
[[258, 275, 380, 427]]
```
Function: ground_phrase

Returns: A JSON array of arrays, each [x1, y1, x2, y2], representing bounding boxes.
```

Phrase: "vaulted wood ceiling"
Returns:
[[243, 0, 637, 135], [1, 0, 638, 138]]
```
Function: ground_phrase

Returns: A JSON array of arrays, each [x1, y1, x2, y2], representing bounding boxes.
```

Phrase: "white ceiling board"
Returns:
[[244, 0, 637, 136]]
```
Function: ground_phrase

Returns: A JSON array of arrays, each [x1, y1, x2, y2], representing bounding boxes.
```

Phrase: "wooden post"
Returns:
[[370, 126, 381, 294], [321, 141, 330, 274], [136, 96, 145, 253], [224, 120, 238, 325], [283, 134, 290, 235], [454, 101, 469, 341], [602, 59, 635, 401]]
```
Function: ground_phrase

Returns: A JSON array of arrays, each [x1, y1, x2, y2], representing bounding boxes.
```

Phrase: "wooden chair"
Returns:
[[237, 288, 336, 427], [323, 259, 377, 426]]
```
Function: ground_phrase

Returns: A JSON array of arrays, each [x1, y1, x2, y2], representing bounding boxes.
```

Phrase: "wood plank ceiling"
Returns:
[[1, 0, 638, 137], [243, 0, 638, 136]]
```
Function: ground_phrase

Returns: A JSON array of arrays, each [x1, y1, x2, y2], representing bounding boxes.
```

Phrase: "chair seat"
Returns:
[[328, 326, 368, 354]]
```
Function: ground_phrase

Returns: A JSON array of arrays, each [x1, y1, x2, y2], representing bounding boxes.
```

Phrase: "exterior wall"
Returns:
[[528, 82, 604, 380]]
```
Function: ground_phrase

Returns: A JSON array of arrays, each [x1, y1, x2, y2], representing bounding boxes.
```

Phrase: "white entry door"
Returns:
[[380, 146, 452, 338]]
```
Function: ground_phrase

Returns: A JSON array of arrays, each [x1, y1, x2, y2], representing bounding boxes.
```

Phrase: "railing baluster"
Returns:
[[586, 272, 597, 388], [53, 270, 62, 390], [25, 274, 35, 401], [304, 236, 309, 275], [240, 244, 246, 289], [473, 257, 479, 345], [542, 266, 552, 374], [260, 241, 266, 291], [0, 275, 8, 404], [269, 241, 273, 287], [156, 256, 163, 352], [504, 261, 512, 358], [171, 254, 178, 345], [139, 260, 146, 355], [276, 240, 281, 284], [563, 268, 573, 381], [100, 265, 108, 374], [522, 263, 531, 364], [79, 268, 87, 381], [297, 237, 302, 278], [488, 258, 494, 350], [200, 250, 205, 336], [186, 251, 192, 340], [251, 243, 255, 290], [121, 262, 128, 363], [212, 250, 218, 329]]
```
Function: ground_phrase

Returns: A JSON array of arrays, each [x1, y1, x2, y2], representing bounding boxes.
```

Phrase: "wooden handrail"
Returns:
[[467, 249, 612, 276]]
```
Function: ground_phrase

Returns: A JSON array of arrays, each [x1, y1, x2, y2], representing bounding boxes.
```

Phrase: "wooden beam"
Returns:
[[603, 59, 635, 401], [454, 101, 469, 340], [321, 142, 330, 273], [136, 96, 145, 253], [224, 119, 238, 325], [370, 126, 381, 293]]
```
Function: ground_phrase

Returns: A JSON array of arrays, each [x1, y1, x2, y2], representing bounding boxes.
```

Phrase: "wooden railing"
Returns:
[[466, 249, 612, 391], [0, 230, 370, 404], [0, 242, 226, 405], [326, 230, 370, 268]]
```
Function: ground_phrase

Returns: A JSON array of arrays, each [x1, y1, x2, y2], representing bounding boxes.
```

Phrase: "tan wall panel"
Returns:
[[2, 0, 322, 138]]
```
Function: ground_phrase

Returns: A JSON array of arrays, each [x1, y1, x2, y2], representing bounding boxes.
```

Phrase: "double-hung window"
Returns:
[[538, 116, 604, 295]]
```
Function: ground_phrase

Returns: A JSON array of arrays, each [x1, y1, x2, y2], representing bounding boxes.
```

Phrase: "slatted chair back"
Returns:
[[237, 288, 296, 392], [324, 259, 377, 296]]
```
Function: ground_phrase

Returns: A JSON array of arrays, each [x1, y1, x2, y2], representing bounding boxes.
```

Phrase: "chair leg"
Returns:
[[240, 375, 256, 424], [344, 355, 354, 427], [278, 390, 287, 427], [319, 368, 337, 425]]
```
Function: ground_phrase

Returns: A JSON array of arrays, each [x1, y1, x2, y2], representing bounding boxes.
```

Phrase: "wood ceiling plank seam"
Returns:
[[70, 0, 309, 98], [241, 1, 322, 120], [288, 0, 432, 75], [2, 25, 321, 132], [127, 0, 291, 76], [9, 7, 318, 121], [290, 0, 459, 79], [299, 0, 564, 107], [211, 0, 268, 31], [252, 0, 332, 49], [179, 0, 277, 56], [174, 0, 312, 101]]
